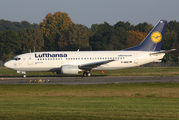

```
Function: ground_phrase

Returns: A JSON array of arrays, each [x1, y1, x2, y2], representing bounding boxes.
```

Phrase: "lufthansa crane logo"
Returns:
[[151, 31, 162, 43]]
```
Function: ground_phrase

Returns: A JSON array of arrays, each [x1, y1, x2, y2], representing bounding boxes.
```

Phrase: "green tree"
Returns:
[[134, 22, 153, 33], [162, 30, 177, 50], [167, 21, 179, 35], [113, 26, 127, 50], [0, 30, 21, 60], [114, 21, 131, 30], [20, 21, 31, 29], [90, 22, 127, 50], [58, 24, 91, 51], [19, 28, 44, 52], [40, 11, 73, 51], [0, 19, 39, 33], [90, 22, 114, 50]]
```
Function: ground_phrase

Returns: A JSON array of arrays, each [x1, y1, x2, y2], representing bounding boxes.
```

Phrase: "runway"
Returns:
[[0, 76, 179, 85]]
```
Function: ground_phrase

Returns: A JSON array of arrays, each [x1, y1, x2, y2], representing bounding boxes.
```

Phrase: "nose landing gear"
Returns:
[[23, 74, 26, 78], [17, 71, 26, 78]]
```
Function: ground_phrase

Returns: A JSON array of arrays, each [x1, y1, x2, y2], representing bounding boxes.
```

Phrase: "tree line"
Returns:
[[0, 19, 39, 33], [0, 11, 179, 62]]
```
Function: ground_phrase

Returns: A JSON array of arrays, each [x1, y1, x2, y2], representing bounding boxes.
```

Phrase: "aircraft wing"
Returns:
[[149, 49, 176, 55], [79, 60, 115, 71]]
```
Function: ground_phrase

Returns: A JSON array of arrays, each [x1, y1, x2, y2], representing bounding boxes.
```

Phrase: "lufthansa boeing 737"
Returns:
[[4, 20, 176, 77]]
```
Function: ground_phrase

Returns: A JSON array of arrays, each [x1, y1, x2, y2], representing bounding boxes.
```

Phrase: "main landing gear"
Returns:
[[83, 71, 92, 77]]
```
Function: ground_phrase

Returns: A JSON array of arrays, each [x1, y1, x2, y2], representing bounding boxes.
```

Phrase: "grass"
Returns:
[[1, 67, 179, 77], [0, 83, 179, 119], [1, 67, 179, 119], [1, 96, 179, 120]]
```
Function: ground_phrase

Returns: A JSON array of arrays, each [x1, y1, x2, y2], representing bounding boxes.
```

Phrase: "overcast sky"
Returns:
[[0, 0, 179, 28]]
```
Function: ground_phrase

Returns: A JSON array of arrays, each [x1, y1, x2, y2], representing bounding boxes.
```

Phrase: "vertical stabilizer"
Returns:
[[124, 20, 167, 51]]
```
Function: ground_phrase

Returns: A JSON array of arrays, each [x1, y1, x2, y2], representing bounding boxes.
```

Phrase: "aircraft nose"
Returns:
[[4, 61, 11, 68]]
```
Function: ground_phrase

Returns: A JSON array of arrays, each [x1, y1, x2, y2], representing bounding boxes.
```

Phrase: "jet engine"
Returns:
[[61, 65, 79, 75]]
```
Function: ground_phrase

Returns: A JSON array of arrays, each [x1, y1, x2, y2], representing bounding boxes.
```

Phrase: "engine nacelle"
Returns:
[[61, 65, 79, 75]]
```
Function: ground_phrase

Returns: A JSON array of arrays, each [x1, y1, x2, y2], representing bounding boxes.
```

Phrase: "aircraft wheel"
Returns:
[[83, 72, 87, 77], [23, 74, 26, 78], [87, 72, 91, 77]]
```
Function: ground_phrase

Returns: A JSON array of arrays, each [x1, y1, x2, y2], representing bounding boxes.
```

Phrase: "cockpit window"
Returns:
[[12, 57, 21, 61]]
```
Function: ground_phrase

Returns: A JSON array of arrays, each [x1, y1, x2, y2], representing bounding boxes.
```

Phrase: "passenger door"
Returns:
[[133, 53, 138, 64], [28, 55, 33, 65]]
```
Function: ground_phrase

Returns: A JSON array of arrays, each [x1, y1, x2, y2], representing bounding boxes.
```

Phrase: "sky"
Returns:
[[0, 0, 179, 28]]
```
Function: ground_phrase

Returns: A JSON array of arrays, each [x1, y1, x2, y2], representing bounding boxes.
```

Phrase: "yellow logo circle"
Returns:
[[151, 31, 162, 43]]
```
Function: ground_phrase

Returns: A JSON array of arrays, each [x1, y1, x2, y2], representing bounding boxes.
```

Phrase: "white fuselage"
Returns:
[[5, 51, 165, 72]]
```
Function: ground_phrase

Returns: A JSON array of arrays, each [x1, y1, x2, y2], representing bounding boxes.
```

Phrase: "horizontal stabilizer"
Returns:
[[149, 49, 176, 55]]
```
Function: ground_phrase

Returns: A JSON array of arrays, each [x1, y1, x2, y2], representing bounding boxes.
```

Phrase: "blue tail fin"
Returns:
[[124, 20, 167, 51]]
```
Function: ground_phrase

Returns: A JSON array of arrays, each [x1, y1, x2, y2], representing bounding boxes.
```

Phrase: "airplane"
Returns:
[[4, 20, 176, 77]]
